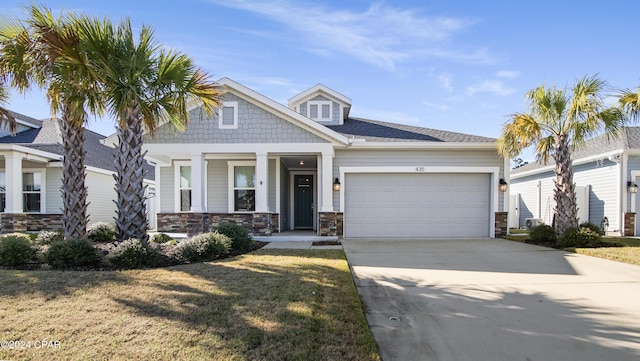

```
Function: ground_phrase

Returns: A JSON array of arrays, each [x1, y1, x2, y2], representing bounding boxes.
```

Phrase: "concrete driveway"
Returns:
[[342, 238, 640, 361]]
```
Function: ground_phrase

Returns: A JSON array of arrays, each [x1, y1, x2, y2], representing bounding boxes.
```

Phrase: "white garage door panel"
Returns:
[[345, 173, 490, 238]]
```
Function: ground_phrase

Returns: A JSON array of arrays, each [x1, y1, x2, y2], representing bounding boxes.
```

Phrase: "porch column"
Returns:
[[255, 152, 268, 212], [190, 153, 205, 212], [5, 153, 24, 213], [320, 151, 334, 212]]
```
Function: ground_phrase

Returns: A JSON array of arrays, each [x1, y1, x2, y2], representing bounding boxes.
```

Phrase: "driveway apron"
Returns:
[[343, 238, 640, 361]]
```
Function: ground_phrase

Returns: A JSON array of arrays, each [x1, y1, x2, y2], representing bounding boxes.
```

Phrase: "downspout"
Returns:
[[620, 153, 628, 235], [504, 156, 510, 234]]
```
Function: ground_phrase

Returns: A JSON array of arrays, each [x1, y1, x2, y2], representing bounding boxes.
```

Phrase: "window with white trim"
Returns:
[[307, 100, 332, 121], [219, 101, 238, 129], [22, 172, 41, 212], [174, 161, 208, 212], [177, 165, 191, 212], [0, 172, 5, 212], [228, 162, 256, 212]]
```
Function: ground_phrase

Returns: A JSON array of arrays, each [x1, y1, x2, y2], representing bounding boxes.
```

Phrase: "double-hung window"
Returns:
[[23, 172, 42, 212], [178, 164, 192, 212], [307, 100, 332, 121], [229, 162, 256, 212]]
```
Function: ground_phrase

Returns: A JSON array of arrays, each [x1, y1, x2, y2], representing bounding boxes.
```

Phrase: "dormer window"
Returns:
[[308, 100, 332, 121]]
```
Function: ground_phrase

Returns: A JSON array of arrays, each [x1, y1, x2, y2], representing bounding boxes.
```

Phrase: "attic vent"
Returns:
[[219, 101, 238, 129], [309, 104, 318, 118], [222, 107, 235, 125]]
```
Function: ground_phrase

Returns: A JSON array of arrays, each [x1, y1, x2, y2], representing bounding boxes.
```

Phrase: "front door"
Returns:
[[294, 175, 314, 229]]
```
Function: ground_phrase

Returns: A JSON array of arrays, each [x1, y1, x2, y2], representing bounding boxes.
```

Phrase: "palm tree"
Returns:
[[497, 75, 625, 234], [618, 86, 640, 122], [0, 83, 17, 134], [76, 17, 220, 244], [0, 6, 103, 239]]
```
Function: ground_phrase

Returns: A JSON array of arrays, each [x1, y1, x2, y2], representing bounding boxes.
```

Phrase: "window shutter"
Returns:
[[222, 106, 235, 126]]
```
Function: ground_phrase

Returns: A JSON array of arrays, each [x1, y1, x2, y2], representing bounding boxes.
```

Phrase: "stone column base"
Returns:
[[319, 212, 344, 237], [0, 213, 63, 234], [624, 212, 636, 236], [495, 212, 508, 237]]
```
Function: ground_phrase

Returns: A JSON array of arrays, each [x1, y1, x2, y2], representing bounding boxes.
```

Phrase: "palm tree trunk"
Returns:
[[114, 101, 149, 244], [553, 133, 578, 234], [60, 109, 89, 239]]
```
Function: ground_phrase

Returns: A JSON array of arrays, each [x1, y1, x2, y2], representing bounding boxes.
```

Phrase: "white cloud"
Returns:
[[467, 80, 514, 96], [205, 0, 491, 70], [496, 70, 520, 79]]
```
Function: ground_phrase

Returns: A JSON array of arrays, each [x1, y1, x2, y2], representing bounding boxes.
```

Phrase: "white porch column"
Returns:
[[255, 152, 268, 212], [6, 154, 24, 213], [320, 151, 334, 212], [190, 153, 205, 212]]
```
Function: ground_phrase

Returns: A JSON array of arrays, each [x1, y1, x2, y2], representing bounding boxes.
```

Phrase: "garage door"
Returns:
[[345, 173, 490, 238]]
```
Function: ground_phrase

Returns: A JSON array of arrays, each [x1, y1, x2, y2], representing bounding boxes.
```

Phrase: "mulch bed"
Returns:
[[311, 240, 342, 246]]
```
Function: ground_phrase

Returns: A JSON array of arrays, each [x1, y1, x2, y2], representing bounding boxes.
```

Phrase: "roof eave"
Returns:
[[348, 141, 498, 150]]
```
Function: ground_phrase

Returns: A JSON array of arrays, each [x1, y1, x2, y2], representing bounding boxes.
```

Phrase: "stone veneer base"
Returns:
[[0, 213, 63, 233], [157, 213, 278, 237]]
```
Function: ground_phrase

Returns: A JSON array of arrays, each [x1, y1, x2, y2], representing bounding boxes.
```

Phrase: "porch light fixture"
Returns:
[[499, 178, 508, 193], [299, 160, 304, 166], [628, 181, 638, 194], [333, 178, 341, 191]]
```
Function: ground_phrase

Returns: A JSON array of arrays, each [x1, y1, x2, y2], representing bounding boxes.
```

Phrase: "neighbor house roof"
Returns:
[[328, 117, 497, 143], [0, 117, 154, 180], [9, 110, 43, 128], [512, 127, 640, 174]]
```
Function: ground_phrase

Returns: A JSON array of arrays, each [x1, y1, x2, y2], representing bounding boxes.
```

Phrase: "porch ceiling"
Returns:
[[280, 155, 317, 170]]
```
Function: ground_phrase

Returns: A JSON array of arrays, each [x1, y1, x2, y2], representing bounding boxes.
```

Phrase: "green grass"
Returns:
[[508, 228, 529, 235], [601, 237, 640, 247], [0, 249, 380, 361]]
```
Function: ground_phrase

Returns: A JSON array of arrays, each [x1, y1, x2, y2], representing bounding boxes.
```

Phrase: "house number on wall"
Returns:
[[415, 167, 425, 172]]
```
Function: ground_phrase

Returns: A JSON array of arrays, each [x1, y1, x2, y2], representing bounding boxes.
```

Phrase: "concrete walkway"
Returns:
[[342, 238, 640, 361]]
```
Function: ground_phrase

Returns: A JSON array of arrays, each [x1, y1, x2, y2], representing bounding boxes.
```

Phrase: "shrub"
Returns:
[[44, 238, 100, 268], [579, 222, 604, 236], [529, 224, 557, 243], [177, 232, 232, 263], [87, 222, 117, 243], [108, 238, 159, 269], [36, 230, 64, 245], [558, 226, 601, 248], [0, 235, 38, 267], [150, 233, 174, 244], [214, 223, 252, 251]]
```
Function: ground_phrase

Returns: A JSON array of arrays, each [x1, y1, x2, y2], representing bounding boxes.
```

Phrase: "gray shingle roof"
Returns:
[[9, 110, 43, 128], [512, 127, 640, 174], [0, 117, 154, 180], [327, 117, 496, 143]]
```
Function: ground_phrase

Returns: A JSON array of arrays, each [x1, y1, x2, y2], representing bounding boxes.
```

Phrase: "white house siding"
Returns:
[[85, 170, 117, 224], [332, 149, 505, 211], [159, 166, 174, 213], [206, 160, 228, 213], [512, 159, 620, 231], [45, 166, 63, 214]]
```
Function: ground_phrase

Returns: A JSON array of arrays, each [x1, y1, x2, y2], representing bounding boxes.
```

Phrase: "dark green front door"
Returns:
[[294, 175, 314, 229]]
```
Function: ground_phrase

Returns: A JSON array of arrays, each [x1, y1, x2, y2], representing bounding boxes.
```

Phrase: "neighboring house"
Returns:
[[0, 111, 155, 233], [146, 78, 508, 238], [510, 127, 640, 236]]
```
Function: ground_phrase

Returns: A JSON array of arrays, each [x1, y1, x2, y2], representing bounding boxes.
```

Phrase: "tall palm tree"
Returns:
[[618, 86, 640, 122], [77, 17, 220, 244], [497, 75, 625, 234], [0, 6, 103, 239]]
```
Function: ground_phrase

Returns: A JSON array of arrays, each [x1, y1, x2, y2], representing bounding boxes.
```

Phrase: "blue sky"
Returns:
[[3, 0, 639, 161]]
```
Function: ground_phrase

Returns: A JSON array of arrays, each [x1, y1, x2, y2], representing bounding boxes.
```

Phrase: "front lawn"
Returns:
[[0, 249, 380, 361], [575, 247, 640, 266]]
